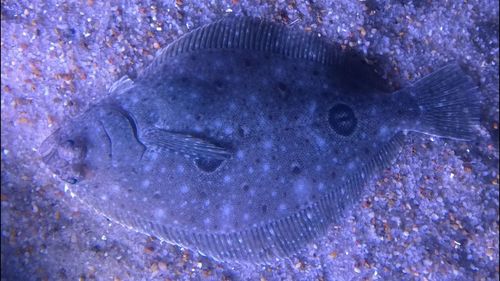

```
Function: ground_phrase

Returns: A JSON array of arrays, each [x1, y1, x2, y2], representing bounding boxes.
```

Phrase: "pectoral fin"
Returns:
[[141, 128, 232, 163]]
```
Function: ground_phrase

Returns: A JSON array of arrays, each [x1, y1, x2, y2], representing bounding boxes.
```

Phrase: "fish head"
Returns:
[[40, 114, 111, 185]]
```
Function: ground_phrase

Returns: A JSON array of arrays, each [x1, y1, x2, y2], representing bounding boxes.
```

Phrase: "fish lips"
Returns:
[[40, 129, 60, 164]]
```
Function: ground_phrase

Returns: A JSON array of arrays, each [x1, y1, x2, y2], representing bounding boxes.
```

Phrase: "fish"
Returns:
[[40, 16, 480, 264]]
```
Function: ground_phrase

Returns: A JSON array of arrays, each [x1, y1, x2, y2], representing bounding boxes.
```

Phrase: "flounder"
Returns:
[[40, 17, 480, 264]]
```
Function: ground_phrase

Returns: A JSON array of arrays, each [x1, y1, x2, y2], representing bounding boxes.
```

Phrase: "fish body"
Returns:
[[40, 17, 480, 263]]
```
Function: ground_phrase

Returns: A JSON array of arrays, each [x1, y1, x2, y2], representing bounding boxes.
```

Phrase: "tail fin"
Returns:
[[412, 63, 481, 140]]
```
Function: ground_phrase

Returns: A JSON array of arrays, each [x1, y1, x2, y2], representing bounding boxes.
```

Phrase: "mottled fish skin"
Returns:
[[40, 17, 480, 264]]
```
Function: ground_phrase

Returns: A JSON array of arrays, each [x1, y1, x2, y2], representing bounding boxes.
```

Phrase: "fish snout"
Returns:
[[40, 131, 89, 184]]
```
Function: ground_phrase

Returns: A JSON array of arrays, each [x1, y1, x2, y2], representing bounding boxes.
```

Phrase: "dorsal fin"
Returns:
[[138, 16, 341, 80], [108, 75, 134, 95]]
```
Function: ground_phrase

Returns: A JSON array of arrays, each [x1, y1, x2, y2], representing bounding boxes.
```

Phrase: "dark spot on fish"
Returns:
[[242, 184, 250, 192], [277, 82, 288, 93], [261, 205, 268, 214], [195, 114, 202, 121], [190, 54, 197, 61], [237, 126, 245, 137], [214, 79, 224, 89], [292, 164, 301, 175], [198, 191, 208, 199], [328, 103, 357, 136], [363, 147, 370, 155], [195, 158, 223, 173], [243, 58, 252, 67], [312, 69, 319, 76], [331, 170, 336, 179]]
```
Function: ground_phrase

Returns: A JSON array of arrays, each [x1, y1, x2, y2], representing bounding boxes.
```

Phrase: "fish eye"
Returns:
[[65, 177, 78, 184], [58, 138, 86, 162], [328, 103, 357, 136]]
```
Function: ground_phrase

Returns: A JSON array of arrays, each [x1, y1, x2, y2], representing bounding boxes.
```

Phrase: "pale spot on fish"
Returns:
[[293, 178, 310, 199], [224, 126, 234, 135], [213, 119, 223, 128], [262, 163, 270, 172], [141, 180, 150, 188], [180, 185, 189, 193], [176, 165, 185, 173], [236, 150, 245, 159], [263, 140, 273, 150], [144, 164, 153, 172], [111, 184, 121, 193], [308, 101, 317, 114], [347, 161, 356, 170], [278, 203, 287, 212], [222, 204, 233, 216], [314, 134, 326, 148], [154, 209, 166, 220]]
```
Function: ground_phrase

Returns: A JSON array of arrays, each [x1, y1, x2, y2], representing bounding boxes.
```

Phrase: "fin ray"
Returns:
[[411, 63, 481, 140], [138, 17, 341, 80], [142, 128, 231, 161]]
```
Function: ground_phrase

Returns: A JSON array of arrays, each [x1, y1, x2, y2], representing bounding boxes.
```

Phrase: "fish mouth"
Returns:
[[39, 129, 60, 164]]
